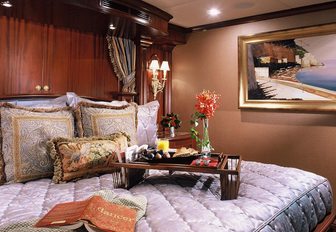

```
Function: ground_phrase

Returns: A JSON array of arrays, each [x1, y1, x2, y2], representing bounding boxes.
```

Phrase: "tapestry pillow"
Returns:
[[0, 103, 75, 183], [137, 101, 160, 146], [48, 133, 129, 183], [76, 102, 138, 145]]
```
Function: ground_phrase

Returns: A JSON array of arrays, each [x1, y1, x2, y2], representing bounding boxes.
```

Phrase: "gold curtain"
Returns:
[[107, 36, 136, 93]]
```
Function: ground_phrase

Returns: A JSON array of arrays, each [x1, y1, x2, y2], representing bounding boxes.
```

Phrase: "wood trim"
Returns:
[[59, 0, 171, 35], [168, 23, 192, 34], [110, 0, 173, 21], [0, 94, 120, 102], [111, 91, 138, 102], [162, 45, 174, 115], [153, 25, 188, 45], [190, 1, 336, 31], [0, 95, 63, 100], [135, 37, 153, 105], [314, 212, 336, 232]]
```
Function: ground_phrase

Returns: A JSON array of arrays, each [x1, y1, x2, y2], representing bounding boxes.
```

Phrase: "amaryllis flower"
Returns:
[[195, 90, 220, 118]]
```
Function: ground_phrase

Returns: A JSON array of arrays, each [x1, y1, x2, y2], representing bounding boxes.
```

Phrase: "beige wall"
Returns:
[[172, 9, 336, 208]]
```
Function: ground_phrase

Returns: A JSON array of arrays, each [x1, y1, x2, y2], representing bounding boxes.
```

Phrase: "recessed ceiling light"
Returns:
[[1, 1, 12, 7], [109, 24, 116, 30], [207, 8, 221, 17]]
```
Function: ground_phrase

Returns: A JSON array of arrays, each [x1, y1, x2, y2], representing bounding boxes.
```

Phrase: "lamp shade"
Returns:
[[149, 59, 160, 70], [160, 61, 170, 71]]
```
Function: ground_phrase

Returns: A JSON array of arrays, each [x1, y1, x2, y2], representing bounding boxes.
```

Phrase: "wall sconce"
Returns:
[[149, 55, 170, 99]]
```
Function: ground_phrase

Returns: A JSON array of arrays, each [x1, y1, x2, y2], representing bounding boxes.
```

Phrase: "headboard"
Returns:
[[0, 94, 132, 107]]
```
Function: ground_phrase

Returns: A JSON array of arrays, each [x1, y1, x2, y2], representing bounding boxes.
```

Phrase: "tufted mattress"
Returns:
[[0, 161, 333, 231]]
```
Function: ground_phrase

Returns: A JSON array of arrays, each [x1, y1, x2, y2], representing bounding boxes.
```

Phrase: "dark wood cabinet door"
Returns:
[[0, 17, 45, 96], [70, 32, 95, 97], [0, 16, 119, 99], [44, 26, 71, 95]]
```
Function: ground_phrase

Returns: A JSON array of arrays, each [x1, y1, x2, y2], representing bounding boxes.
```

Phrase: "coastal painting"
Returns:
[[238, 23, 336, 111]]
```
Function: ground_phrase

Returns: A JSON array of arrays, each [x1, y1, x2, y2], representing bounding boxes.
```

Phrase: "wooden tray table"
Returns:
[[113, 153, 241, 200]]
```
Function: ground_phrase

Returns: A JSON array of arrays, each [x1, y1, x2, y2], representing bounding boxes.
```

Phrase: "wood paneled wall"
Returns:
[[0, 0, 186, 116], [136, 39, 175, 128], [0, 15, 118, 99]]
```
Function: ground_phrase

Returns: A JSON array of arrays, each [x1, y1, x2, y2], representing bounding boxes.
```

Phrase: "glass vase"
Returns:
[[201, 118, 211, 157], [169, 127, 175, 137]]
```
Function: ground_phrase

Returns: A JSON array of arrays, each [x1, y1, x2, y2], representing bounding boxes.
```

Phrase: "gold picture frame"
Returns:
[[238, 23, 336, 112]]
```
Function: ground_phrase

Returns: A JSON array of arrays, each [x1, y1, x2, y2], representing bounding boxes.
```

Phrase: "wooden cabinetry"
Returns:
[[0, 16, 118, 99], [0, 17, 46, 96], [0, 0, 187, 105], [0, 17, 61, 96], [158, 132, 196, 149]]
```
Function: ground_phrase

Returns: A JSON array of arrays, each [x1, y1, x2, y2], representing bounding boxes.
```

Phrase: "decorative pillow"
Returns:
[[76, 102, 138, 145], [48, 133, 129, 183], [137, 101, 160, 146], [0, 103, 75, 183]]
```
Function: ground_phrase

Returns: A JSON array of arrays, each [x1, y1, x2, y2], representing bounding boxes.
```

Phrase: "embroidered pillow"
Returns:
[[48, 133, 128, 183], [76, 102, 138, 145], [0, 103, 75, 183]]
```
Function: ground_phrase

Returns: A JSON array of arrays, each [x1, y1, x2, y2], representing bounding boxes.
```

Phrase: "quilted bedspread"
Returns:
[[0, 161, 333, 232]]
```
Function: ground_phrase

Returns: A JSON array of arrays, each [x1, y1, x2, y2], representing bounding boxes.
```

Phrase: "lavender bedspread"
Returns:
[[0, 161, 333, 232]]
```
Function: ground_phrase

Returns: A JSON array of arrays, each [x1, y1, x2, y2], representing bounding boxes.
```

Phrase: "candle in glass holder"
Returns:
[[157, 139, 169, 152]]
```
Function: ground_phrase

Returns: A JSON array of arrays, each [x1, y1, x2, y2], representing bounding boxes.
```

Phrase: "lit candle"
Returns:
[[157, 139, 169, 152]]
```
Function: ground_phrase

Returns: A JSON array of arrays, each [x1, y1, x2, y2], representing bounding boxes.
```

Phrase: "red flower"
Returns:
[[195, 90, 220, 118]]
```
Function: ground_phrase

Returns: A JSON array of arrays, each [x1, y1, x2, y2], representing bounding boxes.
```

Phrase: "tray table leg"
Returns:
[[220, 173, 226, 200], [220, 172, 239, 200]]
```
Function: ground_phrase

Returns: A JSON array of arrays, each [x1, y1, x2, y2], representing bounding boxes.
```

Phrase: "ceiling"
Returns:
[[143, 0, 335, 28]]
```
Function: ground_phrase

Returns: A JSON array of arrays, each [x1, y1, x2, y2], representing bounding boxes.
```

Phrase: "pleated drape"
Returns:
[[107, 36, 136, 92]]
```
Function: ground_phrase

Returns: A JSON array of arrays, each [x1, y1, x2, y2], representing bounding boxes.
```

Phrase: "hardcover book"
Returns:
[[35, 195, 136, 232]]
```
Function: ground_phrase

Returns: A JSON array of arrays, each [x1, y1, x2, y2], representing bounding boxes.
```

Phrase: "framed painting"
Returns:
[[238, 23, 336, 111]]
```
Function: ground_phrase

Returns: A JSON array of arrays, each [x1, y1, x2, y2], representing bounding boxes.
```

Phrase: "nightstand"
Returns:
[[158, 132, 196, 149]]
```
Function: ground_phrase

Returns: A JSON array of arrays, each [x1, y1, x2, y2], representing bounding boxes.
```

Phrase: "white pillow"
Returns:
[[66, 92, 128, 107], [14, 95, 68, 108], [137, 101, 160, 146]]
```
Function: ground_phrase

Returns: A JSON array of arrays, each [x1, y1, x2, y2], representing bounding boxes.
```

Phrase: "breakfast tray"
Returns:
[[113, 153, 241, 200]]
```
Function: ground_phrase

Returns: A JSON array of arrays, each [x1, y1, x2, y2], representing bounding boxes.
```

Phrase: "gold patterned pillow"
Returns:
[[75, 102, 138, 145], [0, 103, 75, 183], [48, 133, 128, 183]]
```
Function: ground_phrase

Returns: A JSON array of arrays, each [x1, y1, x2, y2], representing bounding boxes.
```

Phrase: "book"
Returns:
[[35, 195, 137, 232]]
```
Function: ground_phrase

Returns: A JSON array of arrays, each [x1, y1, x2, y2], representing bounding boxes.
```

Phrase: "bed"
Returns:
[[0, 95, 334, 231], [0, 161, 334, 231]]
